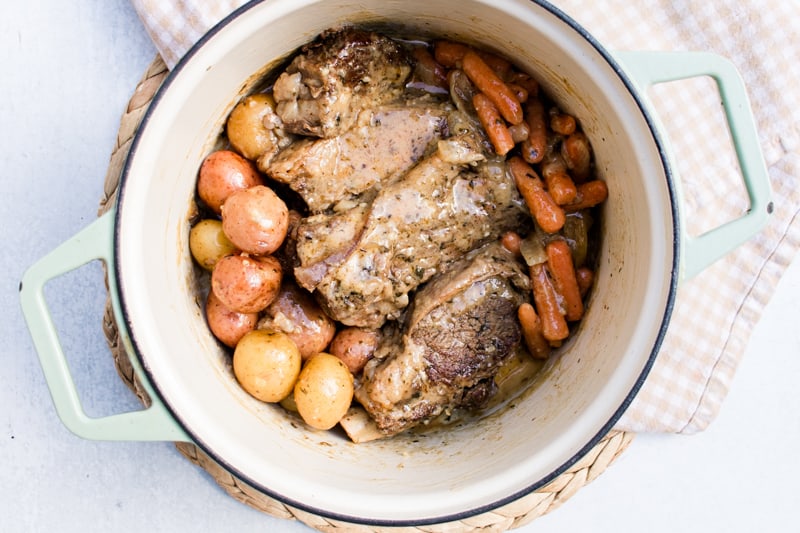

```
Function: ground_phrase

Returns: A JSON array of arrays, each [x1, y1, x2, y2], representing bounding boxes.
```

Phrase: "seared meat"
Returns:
[[272, 28, 412, 138], [355, 242, 530, 436], [294, 134, 528, 328], [264, 103, 449, 213]]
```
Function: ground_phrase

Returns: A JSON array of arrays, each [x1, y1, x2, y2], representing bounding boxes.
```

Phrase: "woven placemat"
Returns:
[[97, 55, 634, 533]]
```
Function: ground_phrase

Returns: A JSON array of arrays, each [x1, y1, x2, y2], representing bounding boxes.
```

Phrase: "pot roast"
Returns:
[[355, 242, 531, 436]]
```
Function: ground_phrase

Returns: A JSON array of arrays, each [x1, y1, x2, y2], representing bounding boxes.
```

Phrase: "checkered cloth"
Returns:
[[130, 0, 800, 434]]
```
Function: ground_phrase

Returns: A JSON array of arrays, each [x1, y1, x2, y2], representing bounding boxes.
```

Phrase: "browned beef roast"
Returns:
[[264, 103, 449, 213], [293, 133, 529, 328], [354, 242, 531, 436], [272, 28, 412, 139]]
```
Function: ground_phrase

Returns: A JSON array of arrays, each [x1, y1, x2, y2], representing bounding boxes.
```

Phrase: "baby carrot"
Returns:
[[433, 40, 470, 67], [518, 303, 551, 359], [564, 179, 609, 212], [501, 230, 523, 257], [541, 154, 578, 205], [508, 156, 565, 234], [550, 113, 576, 135], [561, 131, 592, 182], [410, 46, 448, 89], [520, 98, 547, 164], [530, 263, 569, 342], [462, 50, 524, 125], [575, 267, 594, 297], [546, 240, 584, 321], [473, 93, 515, 155]]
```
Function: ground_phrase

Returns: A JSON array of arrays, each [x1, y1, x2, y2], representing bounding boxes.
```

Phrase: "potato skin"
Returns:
[[205, 290, 258, 348], [258, 282, 336, 360], [294, 353, 354, 430], [198, 150, 264, 214], [211, 253, 282, 313], [189, 219, 237, 271], [227, 94, 282, 161], [328, 327, 380, 374], [221, 185, 289, 256], [233, 330, 301, 403]]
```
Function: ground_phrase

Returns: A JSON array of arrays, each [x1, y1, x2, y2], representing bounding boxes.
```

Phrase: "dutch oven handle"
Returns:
[[19, 210, 190, 442], [613, 50, 773, 281]]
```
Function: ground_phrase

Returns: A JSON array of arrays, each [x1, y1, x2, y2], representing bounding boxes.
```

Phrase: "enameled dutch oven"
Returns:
[[21, 0, 772, 525]]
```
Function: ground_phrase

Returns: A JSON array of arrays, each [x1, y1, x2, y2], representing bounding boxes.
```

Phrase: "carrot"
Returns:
[[410, 46, 448, 89], [518, 303, 551, 359], [541, 154, 578, 205], [564, 179, 609, 212], [508, 156, 565, 234], [433, 40, 513, 78], [530, 263, 569, 342], [561, 131, 592, 182], [462, 50, 524, 125], [546, 240, 584, 321], [575, 267, 594, 297], [433, 40, 470, 67], [506, 83, 529, 104], [473, 93, 515, 155], [511, 72, 539, 98], [520, 98, 547, 163], [501, 231, 523, 257], [550, 113, 576, 135]]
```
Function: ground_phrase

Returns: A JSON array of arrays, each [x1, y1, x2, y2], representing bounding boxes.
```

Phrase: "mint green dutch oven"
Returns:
[[20, 0, 771, 525]]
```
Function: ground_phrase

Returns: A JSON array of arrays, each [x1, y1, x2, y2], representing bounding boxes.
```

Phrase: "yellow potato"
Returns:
[[294, 353, 354, 430], [233, 330, 301, 403], [189, 219, 237, 270], [227, 93, 281, 161]]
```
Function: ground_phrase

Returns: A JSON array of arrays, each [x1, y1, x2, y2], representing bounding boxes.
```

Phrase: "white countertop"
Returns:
[[2, 2, 798, 532]]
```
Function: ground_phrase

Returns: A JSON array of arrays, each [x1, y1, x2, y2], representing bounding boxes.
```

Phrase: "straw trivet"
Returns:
[[97, 56, 634, 533]]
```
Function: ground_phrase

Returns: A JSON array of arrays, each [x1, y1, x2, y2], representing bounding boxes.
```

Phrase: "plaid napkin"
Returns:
[[130, 0, 800, 434]]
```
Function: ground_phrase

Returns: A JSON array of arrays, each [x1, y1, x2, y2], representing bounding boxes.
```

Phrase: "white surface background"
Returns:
[[2, 2, 799, 532]]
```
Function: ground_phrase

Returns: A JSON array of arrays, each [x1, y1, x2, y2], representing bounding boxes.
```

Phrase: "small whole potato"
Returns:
[[233, 330, 301, 403], [211, 253, 282, 313], [294, 353, 354, 430], [198, 150, 264, 214], [328, 327, 380, 374], [258, 282, 336, 360], [227, 93, 286, 162], [221, 185, 289, 256], [189, 219, 237, 270], [205, 290, 258, 348]]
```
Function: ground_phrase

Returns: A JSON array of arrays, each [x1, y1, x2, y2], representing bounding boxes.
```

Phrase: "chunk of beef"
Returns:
[[294, 134, 529, 328], [264, 103, 449, 213], [272, 28, 412, 138], [355, 243, 531, 436]]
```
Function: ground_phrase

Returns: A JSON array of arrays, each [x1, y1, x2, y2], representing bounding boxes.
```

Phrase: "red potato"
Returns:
[[221, 185, 289, 256], [205, 290, 258, 348], [197, 150, 264, 214], [259, 282, 336, 360], [211, 253, 282, 314], [329, 327, 380, 374]]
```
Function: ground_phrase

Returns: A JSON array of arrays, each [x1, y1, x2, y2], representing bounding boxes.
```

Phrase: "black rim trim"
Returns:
[[113, 0, 681, 526]]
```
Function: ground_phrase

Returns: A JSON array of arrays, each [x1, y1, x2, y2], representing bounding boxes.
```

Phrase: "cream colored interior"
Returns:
[[115, 0, 676, 523]]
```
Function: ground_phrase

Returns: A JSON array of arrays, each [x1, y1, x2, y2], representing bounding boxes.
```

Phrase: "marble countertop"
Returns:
[[2, 2, 798, 531]]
